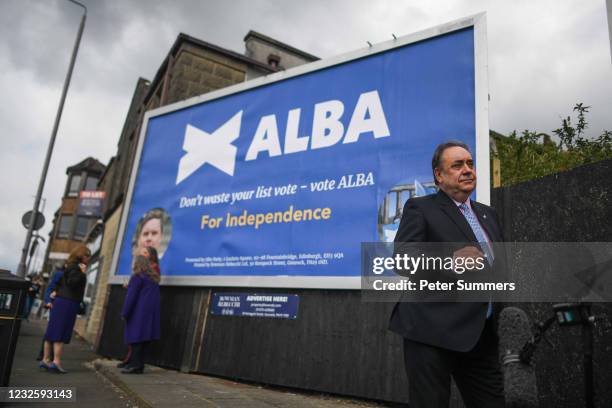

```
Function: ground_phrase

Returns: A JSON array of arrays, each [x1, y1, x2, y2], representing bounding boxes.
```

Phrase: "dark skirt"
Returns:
[[44, 297, 80, 344]]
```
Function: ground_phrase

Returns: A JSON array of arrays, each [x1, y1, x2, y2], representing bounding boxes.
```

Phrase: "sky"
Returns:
[[1, 0, 611, 275]]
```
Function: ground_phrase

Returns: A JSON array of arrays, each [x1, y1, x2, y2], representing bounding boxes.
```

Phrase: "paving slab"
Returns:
[[9, 320, 397, 408], [92, 359, 393, 408], [7, 320, 134, 407]]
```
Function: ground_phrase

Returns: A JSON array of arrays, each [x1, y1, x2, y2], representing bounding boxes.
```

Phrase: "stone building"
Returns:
[[41, 157, 105, 275], [83, 31, 318, 346], [244, 30, 319, 70]]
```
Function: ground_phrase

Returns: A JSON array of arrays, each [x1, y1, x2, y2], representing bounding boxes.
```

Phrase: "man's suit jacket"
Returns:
[[388, 189, 505, 352]]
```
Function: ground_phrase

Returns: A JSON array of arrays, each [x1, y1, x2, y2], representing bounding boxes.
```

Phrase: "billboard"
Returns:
[[110, 14, 489, 288]]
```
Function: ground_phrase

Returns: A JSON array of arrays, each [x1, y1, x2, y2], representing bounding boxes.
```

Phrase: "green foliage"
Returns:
[[492, 104, 612, 186]]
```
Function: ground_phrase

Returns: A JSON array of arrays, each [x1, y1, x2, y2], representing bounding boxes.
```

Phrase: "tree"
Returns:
[[492, 104, 612, 186]]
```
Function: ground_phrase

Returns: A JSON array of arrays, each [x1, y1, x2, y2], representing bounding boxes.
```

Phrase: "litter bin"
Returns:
[[0, 269, 29, 386]]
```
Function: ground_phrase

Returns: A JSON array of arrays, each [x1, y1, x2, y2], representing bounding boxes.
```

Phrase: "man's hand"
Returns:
[[45, 302, 53, 309], [50, 291, 56, 299]]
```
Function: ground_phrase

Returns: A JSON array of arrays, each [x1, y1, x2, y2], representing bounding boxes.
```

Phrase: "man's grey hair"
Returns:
[[431, 141, 471, 185]]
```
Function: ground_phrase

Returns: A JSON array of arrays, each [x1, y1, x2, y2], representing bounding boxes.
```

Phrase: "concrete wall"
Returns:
[[491, 159, 612, 408]]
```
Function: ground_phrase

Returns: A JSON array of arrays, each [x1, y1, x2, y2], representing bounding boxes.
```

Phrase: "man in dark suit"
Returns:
[[389, 141, 505, 408]]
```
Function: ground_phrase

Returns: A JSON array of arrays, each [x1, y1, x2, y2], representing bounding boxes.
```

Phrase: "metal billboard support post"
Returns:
[[16, 0, 87, 277]]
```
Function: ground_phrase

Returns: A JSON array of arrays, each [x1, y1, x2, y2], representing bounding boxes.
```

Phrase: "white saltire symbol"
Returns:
[[176, 110, 242, 184]]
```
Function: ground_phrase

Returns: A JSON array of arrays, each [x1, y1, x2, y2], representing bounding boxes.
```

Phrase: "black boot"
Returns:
[[121, 366, 143, 374]]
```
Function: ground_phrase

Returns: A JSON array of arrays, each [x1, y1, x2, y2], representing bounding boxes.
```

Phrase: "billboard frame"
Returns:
[[108, 12, 489, 288]]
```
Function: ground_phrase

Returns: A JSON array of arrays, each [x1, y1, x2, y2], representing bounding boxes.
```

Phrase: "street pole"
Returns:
[[16, 0, 87, 277], [607, 0, 612, 64]]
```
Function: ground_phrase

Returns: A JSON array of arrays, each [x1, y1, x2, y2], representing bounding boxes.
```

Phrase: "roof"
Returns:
[[66, 157, 106, 175], [244, 30, 319, 62]]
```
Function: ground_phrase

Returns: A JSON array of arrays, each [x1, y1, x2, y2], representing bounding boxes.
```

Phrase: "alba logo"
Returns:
[[176, 90, 389, 184], [176, 111, 242, 184]]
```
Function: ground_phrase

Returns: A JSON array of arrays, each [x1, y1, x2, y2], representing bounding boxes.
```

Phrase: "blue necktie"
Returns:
[[459, 203, 493, 318]]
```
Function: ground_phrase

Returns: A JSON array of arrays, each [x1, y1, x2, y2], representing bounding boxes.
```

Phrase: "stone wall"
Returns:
[[81, 204, 122, 346], [166, 46, 247, 105], [244, 31, 317, 70]]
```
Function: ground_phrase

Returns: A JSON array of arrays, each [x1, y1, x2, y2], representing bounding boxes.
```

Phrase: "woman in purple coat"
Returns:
[[120, 255, 161, 374]]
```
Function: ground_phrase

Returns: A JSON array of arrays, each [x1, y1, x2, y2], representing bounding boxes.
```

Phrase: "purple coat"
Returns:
[[121, 273, 161, 344]]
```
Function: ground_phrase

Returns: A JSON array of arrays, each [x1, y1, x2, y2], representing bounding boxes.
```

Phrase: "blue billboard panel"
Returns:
[[112, 20, 488, 288]]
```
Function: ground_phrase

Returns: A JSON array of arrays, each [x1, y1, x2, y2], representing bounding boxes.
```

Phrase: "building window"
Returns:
[[74, 216, 92, 240], [67, 174, 82, 197], [84, 176, 99, 191], [57, 215, 74, 239], [84, 261, 99, 307]]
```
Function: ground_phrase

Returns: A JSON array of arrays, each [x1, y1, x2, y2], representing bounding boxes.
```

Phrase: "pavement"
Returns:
[[9, 320, 395, 408], [7, 319, 133, 408]]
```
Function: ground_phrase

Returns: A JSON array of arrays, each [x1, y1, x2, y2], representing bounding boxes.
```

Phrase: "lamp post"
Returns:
[[16, 0, 87, 277], [607, 0, 612, 64]]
